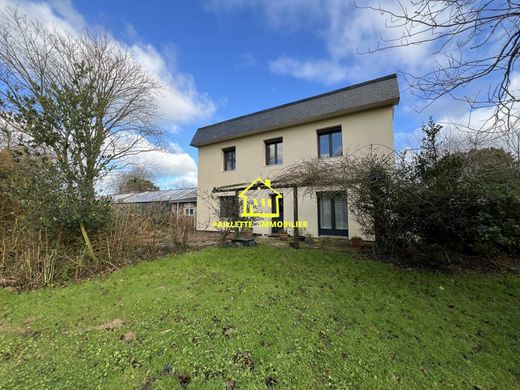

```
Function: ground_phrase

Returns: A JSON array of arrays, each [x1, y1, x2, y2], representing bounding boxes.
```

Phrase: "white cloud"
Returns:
[[209, 0, 434, 85], [129, 44, 215, 128], [131, 143, 197, 180], [163, 171, 198, 189], [0, 0, 79, 35], [0, 0, 213, 189], [118, 143, 198, 191], [207, 0, 325, 30], [0, 0, 215, 127], [269, 56, 352, 85], [98, 136, 197, 193]]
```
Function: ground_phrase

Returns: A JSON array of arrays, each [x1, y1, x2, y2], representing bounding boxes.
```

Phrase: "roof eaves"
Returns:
[[191, 96, 399, 147], [196, 73, 397, 134]]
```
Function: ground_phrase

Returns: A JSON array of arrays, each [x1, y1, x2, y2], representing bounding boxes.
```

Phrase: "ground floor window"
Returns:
[[219, 196, 237, 219], [318, 194, 348, 236], [184, 208, 194, 215]]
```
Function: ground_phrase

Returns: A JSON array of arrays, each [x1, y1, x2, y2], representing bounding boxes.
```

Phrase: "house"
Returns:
[[111, 188, 197, 217], [191, 74, 400, 238]]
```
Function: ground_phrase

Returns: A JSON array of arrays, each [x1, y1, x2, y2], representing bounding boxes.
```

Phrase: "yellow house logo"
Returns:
[[239, 177, 282, 218]]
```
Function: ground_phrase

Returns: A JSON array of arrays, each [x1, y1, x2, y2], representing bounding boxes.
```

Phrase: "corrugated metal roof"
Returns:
[[111, 188, 197, 204], [190, 74, 400, 147]]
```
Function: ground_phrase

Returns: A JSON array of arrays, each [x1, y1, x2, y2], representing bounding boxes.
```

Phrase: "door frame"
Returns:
[[271, 193, 284, 234], [317, 193, 348, 237]]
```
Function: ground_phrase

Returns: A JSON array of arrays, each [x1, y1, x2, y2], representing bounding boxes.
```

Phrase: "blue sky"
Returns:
[[2, 0, 508, 189]]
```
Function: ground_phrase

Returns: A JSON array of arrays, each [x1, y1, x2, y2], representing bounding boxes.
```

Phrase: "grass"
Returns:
[[0, 245, 519, 389]]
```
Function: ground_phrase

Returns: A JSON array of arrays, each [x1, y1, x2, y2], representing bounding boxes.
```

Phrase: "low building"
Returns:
[[191, 74, 400, 238], [111, 188, 197, 217]]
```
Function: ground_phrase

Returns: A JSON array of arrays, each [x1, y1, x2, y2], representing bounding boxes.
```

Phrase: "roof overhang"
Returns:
[[190, 74, 400, 148], [192, 97, 399, 147]]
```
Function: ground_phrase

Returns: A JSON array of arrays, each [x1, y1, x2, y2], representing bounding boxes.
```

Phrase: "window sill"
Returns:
[[318, 155, 343, 160]]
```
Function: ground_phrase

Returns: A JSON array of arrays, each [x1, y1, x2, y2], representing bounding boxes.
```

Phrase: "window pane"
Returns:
[[224, 149, 236, 170], [230, 150, 236, 169], [220, 196, 236, 218], [267, 143, 276, 165], [266, 141, 282, 165], [334, 198, 348, 229], [319, 197, 332, 229], [319, 134, 330, 158], [331, 131, 342, 156], [276, 142, 283, 164]]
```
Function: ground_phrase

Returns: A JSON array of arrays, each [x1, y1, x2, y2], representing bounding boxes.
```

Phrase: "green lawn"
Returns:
[[0, 245, 519, 389]]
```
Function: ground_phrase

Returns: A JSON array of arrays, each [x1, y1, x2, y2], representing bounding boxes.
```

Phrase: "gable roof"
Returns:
[[111, 188, 197, 204], [190, 74, 399, 147]]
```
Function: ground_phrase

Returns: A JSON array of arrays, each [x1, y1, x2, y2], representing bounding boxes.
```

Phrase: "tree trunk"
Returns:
[[80, 221, 98, 264]]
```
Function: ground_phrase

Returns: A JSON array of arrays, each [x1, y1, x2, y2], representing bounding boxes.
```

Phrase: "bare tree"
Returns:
[[0, 8, 162, 257], [360, 0, 519, 137], [503, 125, 520, 162]]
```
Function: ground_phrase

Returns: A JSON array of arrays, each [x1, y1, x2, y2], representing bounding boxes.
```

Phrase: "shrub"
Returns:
[[0, 149, 194, 289], [349, 121, 520, 261]]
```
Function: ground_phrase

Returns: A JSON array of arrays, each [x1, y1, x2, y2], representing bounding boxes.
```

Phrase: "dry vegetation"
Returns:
[[0, 210, 194, 289], [0, 155, 194, 289], [0, 8, 186, 289]]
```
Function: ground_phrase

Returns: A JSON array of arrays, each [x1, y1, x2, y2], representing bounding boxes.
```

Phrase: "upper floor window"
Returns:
[[223, 147, 236, 171], [318, 127, 342, 158], [265, 138, 283, 165]]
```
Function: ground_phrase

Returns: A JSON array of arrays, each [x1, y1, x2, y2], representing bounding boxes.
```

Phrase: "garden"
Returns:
[[1, 245, 519, 388]]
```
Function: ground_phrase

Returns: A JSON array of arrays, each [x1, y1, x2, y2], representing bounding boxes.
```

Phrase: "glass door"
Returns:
[[318, 194, 348, 236]]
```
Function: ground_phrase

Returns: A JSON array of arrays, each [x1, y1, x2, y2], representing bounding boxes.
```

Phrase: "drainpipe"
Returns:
[[235, 190, 240, 238], [293, 186, 299, 249]]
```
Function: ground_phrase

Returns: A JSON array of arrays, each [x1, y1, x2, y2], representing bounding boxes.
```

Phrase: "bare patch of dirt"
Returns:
[[120, 331, 137, 342], [222, 325, 235, 338], [175, 372, 191, 388], [233, 351, 255, 370], [0, 321, 33, 335], [265, 376, 278, 387], [188, 230, 221, 248], [93, 318, 126, 330]]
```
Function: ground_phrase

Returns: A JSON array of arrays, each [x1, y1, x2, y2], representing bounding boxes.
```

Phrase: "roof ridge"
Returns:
[[197, 74, 397, 131]]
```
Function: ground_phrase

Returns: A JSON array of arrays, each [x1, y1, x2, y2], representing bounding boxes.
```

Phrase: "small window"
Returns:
[[184, 208, 194, 215], [219, 196, 237, 219], [223, 147, 236, 171], [318, 127, 342, 158], [265, 138, 283, 165]]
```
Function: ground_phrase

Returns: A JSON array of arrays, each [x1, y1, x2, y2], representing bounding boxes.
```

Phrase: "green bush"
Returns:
[[350, 119, 520, 263]]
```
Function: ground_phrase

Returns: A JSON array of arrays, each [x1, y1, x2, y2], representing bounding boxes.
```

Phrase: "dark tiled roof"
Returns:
[[111, 188, 197, 204], [191, 74, 399, 147]]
